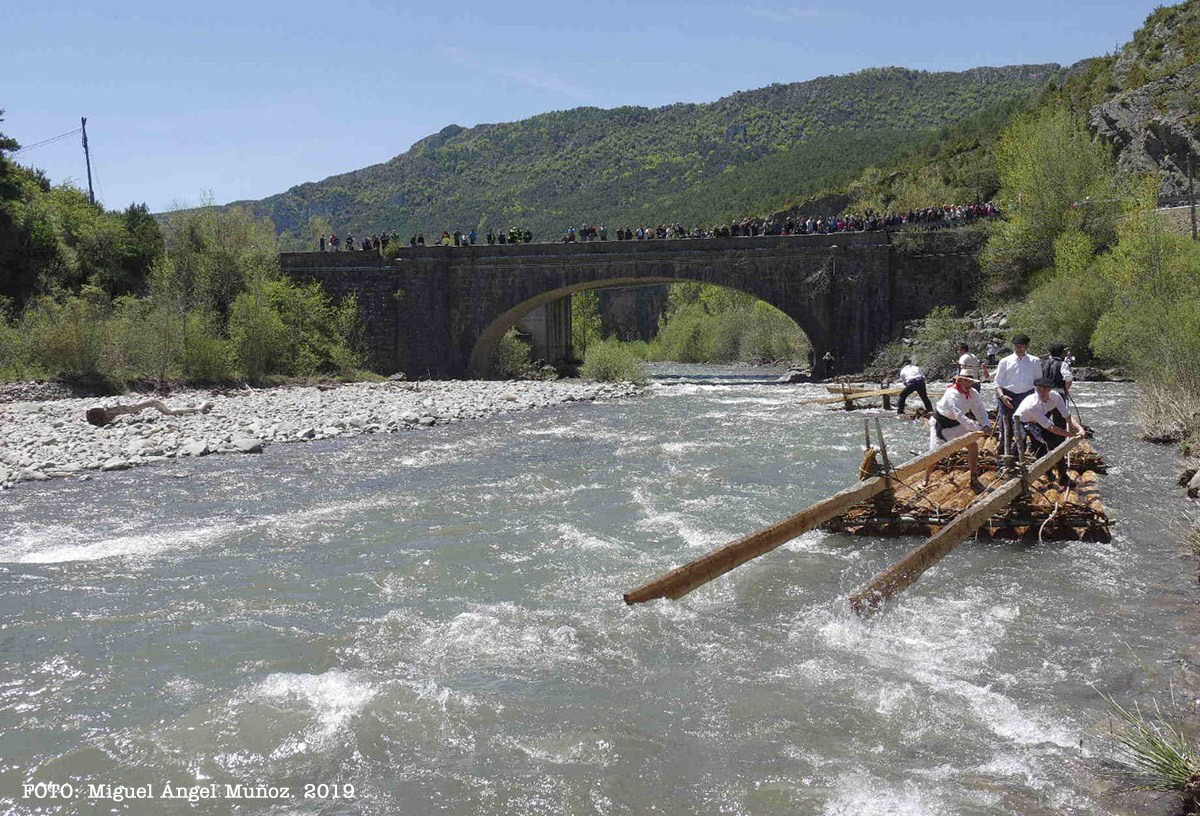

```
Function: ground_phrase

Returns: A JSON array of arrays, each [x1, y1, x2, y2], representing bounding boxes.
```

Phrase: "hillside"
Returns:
[[230, 65, 1061, 241], [843, 0, 1200, 211]]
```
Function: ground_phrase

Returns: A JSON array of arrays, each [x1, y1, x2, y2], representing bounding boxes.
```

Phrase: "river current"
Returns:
[[0, 364, 1196, 815]]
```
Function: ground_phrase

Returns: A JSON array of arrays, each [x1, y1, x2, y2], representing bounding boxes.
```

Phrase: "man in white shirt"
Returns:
[[1016, 377, 1086, 487], [992, 333, 1041, 457], [927, 369, 992, 490], [950, 340, 988, 386], [896, 358, 932, 414]]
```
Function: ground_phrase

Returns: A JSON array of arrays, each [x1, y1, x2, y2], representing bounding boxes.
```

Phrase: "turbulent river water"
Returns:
[[1, 364, 1197, 815]]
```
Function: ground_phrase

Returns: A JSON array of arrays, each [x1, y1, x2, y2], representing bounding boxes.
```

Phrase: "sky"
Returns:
[[2, 0, 1165, 213]]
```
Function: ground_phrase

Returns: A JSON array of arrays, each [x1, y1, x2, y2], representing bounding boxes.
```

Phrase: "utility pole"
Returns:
[[1189, 149, 1197, 241], [81, 116, 95, 206]]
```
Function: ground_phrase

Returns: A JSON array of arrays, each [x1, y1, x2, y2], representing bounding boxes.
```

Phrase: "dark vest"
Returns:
[[1041, 357, 1066, 391]]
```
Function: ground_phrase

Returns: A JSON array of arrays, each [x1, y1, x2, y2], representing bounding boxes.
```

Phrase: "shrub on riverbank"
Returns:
[[581, 339, 646, 384], [0, 205, 368, 387], [866, 305, 971, 380], [491, 328, 534, 378]]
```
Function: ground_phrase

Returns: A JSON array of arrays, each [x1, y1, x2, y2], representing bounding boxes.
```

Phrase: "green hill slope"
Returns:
[[231, 65, 1062, 242]]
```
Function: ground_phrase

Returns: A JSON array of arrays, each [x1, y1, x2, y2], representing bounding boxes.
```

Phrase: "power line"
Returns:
[[12, 127, 82, 154]]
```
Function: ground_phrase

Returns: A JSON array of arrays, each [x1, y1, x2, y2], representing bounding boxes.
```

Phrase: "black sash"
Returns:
[[933, 411, 960, 442]]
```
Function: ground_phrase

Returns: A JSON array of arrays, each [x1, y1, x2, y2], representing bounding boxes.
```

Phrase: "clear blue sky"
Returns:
[[3, 0, 1162, 213]]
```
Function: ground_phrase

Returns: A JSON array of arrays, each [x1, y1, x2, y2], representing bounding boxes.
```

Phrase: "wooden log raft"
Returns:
[[825, 435, 1110, 542], [848, 436, 1085, 616], [622, 431, 984, 604]]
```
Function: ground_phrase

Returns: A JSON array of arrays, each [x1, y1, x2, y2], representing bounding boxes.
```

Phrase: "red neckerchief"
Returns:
[[953, 381, 972, 397]]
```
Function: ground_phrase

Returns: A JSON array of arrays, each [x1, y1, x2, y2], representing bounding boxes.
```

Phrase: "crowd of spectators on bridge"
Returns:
[[314, 202, 999, 252]]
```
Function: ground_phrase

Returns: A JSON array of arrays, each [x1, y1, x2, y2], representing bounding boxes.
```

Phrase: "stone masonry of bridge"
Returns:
[[280, 229, 984, 378]]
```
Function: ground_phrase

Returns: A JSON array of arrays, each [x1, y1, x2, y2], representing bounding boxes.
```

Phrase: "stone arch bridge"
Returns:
[[280, 230, 982, 378]]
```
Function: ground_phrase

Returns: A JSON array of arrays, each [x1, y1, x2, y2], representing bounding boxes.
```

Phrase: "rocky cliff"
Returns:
[[1089, 1, 1200, 197]]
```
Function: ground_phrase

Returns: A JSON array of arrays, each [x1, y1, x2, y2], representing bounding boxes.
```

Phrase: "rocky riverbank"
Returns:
[[0, 379, 641, 490]]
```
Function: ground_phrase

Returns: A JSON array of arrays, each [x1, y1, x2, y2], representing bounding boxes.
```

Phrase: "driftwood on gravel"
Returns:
[[85, 400, 213, 427]]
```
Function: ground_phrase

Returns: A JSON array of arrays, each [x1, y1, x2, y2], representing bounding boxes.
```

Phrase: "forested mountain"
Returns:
[[229, 65, 1062, 242]]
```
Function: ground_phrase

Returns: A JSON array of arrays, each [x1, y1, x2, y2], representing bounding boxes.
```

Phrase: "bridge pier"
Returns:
[[517, 296, 573, 367]]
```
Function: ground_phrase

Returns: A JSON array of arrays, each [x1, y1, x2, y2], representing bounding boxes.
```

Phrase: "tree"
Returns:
[[981, 107, 1120, 299], [158, 201, 279, 316], [570, 289, 603, 358]]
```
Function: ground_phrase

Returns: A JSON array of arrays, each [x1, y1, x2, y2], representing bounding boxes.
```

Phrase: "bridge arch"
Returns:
[[468, 276, 823, 376]]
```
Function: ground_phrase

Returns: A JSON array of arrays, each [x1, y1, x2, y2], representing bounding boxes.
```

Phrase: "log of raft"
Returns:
[[797, 387, 904, 406], [85, 399, 214, 427], [622, 431, 985, 604]]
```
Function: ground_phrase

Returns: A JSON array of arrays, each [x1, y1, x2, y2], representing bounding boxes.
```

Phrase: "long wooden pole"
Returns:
[[797, 386, 904, 406], [623, 431, 984, 604], [848, 435, 1083, 616]]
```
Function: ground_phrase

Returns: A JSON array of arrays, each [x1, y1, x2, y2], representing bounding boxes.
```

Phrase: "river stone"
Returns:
[[101, 458, 131, 472], [297, 427, 316, 440], [499, 391, 519, 401], [1188, 471, 1200, 499], [125, 438, 158, 456], [230, 436, 264, 454], [180, 441, 210, 457], [418, 415, 436, 426]]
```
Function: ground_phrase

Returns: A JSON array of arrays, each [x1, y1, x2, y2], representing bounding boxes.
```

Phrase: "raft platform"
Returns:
[[824, 435, 1111, 543], [623, 420, 1113, 615]]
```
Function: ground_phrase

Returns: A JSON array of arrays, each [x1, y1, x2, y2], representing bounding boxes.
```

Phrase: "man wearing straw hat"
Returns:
[[927, 367, 992, 491]]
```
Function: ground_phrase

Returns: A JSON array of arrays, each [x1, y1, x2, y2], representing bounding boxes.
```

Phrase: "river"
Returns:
[[0, 364, 1196, 814]]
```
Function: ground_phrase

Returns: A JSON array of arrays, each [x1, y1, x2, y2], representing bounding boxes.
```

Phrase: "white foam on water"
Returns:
[[975, 753, 1044, 788], [553, 523, 619, 552], [520, 425, 588, 438], [711, 396, 793, 406], [0, 522, 233, 564], [916, 671, 1078, 749], [499, 734, 616, 767], [631, 487, 732, 550], [873, 681, 917, 716], [261, 494, 401, 533], [252, 669, 376, 742], [781, 535, 854, 559], [660, 440, 724, 455], [413, 606, 583, 671], [820, 772, 952, 815]]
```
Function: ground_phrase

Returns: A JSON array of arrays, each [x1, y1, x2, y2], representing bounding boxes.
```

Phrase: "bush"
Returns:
[[910, 305, 969, 376], [865, 340, 910, 383], [580, 339, 646, 384], [229, 285, 288, 383], [179, 310, 234, 382], [0, 299, 36, 380], [19, 290, 120, 382], [648, 302, 714, 362], [491, 328, 533, 378], [1133, 375, 1200, 444]]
